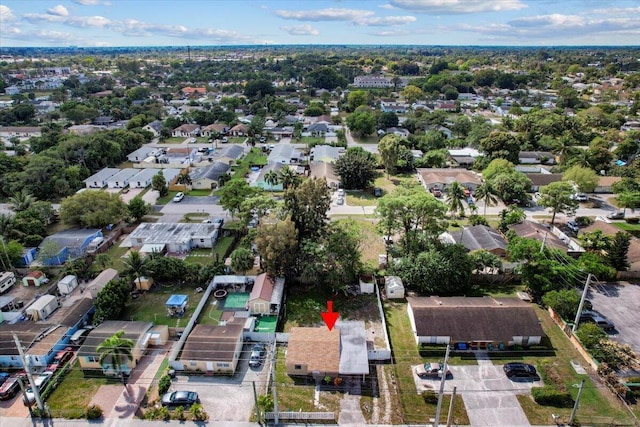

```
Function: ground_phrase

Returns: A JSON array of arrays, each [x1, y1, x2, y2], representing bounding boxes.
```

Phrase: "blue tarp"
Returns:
[[166, 294, 188, 307]]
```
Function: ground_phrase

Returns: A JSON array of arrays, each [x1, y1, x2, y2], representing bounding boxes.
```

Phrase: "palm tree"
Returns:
[[177, 173, 192, 187], [122, 250, 146, 290], [474, 182, 499, 217], [9, 189, 36, 212], [278, 167, 300, 190], [264, 170, 280, 191], [94, 253, 112, 271], [96, 330, 134, 385], [446, 181, 466, 219]]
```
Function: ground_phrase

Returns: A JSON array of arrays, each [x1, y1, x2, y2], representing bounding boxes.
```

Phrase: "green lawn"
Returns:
[[92, 243, 129, 273], [196, 296, 224, 325], [47, 362, 107, 419], [161, 137, 187, 144], [346, 190, 378, 207], [332, 218, 384, 268], [373, 174, 417, 193], [612, 221, 640, 237], [121, 285, 206, 327], [384, 302, 469, 425]]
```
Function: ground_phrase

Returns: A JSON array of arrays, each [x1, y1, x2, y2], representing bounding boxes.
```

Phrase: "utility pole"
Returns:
[[17, 377, 34, 418], [540, 231, 548, 252], [252, 381, 261, 425], [572, 274, 593, 333], [433, 344, 451, 427], [446, 386, 457, 427], [13, 334, 44, 411], [569, 379, 585, 425], [270, 338, 279, 426]]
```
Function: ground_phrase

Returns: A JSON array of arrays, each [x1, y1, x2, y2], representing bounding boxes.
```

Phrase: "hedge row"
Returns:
[[531, 386, 574, 408]]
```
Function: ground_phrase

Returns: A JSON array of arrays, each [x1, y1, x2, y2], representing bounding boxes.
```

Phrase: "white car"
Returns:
[[173, 192, 185, 202], [337, 189, 345, 197], [23, 372, 53, 406], [336, 197, 344, 205]]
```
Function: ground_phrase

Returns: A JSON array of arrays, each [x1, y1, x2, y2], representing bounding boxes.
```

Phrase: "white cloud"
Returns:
[[356, 15, 417, 26], [1, 26, 83, 44], [379, 3, 396, 9], [23, 13, 112, 28], [47, 5, 69, 17], [275, 8, 374, 21], [389, 0, 527, 14], [0, 5, 15, 22], [72, 0, 111, 5], [280, 24, 319, 36]]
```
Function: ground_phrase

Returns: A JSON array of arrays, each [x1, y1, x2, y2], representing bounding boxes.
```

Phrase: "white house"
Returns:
[[106, 168, 139, 189], [84, 168, 120, 189], [128, 168, 160, 189]]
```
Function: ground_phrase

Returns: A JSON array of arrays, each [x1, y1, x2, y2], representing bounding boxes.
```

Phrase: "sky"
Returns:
[[1, 0, 639, 47]]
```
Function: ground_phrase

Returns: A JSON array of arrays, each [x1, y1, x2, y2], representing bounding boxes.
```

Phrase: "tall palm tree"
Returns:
[[9, 189, 36, 212], [264, 170, 280, 191], [446, 181, 466, 219], [177, 173, 192, 187], [122, 250, 146, 290], [94, 253, 112, 271], [278, 167, 300, 190], [474, 182, 499, 217], [97, 330, 134, 384]]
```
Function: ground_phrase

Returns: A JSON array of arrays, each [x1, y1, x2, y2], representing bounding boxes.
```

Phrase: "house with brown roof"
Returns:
[[181, 86, 206, 96], [525, 173, 563, 191], [286, 321, 369, 380], [201, 123, 227, 137], [248, 273, 285, 316], [594, 176, 622, 193], [508, 220, 583, 254], [407, 296, 545, 350], [172, 124, 201, 137], [309, 162, 340, 189], [448, 225, 508, 257], [179, 320, 244, 374], [416, 168, 481, 192], [229, 123, 249, 137]]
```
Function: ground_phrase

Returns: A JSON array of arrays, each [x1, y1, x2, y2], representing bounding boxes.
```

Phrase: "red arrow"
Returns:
[[321, 301, 340, 331]]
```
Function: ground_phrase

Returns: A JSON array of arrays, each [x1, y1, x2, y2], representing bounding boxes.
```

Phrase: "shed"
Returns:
[[22, 270, 48, 287], [135, 276, 154, 291], [57, 275, 79, 296], [88, 268, 119, 298], [26, 295, 59, 321], [385, 276, 405, 299], [166, 294, 188, 317]]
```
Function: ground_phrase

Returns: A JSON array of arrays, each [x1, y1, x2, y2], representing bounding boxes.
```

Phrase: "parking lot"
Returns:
[[169, 343, 271, 422], [587, 281, 640, 354], [414, 356, 543, 426]]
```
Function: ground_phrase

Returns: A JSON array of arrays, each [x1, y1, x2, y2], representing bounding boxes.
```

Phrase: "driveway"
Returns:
[[587, 282, 640, 354], [414, 353, 540, 426], [170, 343, 270, 422]]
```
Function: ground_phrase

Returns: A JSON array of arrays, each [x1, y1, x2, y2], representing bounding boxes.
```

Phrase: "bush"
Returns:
[[189, 403, 208, 421], [158, 375, 171, 395], [84, 404, 103, 420], [468, 214, 488, 226], [625, 217, 639, 224], [575, 216, 594, 227], [422, 390, 439, 404], [531, 386, 574, 407]]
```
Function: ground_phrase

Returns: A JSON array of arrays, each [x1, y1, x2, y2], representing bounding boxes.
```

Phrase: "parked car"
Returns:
[[249, 343, 267, 368], [248, 218, 259, 228], [0, 375, 21, 401], [23, 371, 53, 405], [503, 363, 539, 380], [336, 196, 344, 205], [161, 391, 200, 407], [373, 188, 383, 197], [337, 189, 345, 197], [173, 192, 185, 202], [607, 211, 625, 220], [566, 220, 579, 233], [189, 138, 197, 143], [415, 362, 451, 379], [574, 193, 588, 202], [580, 310, 615, 331], [467, 197, 475, 206]]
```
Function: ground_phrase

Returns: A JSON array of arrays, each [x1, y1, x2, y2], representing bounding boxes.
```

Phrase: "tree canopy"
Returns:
[[60, 190, 128, 228], [333, 147, 378, 190]]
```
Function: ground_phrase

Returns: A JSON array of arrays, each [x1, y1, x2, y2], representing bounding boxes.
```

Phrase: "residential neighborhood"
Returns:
[[0, 41, 639, 427]]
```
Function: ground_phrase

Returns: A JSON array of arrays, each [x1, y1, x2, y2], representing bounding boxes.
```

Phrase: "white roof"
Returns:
[[337, 320, 369, 375], [106, 168, 139, 183], [129, 168, 158, 183], [84, 167, 120, 184]]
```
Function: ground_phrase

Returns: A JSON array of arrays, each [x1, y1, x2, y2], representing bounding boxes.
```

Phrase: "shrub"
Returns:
[[575, 216, 594, 227], [189, 403, 208, 421], [158, 375, 171, 395], [531, 386, 574, 408], [422, 390, 438, 404], [84, 404, 103, 420], [625, 217, 639, 224], [468, 214, 488, 226]]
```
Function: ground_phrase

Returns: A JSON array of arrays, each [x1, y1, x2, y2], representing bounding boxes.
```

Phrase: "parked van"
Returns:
[[70, 328, 91, 347], [0, 272, 16, 294]]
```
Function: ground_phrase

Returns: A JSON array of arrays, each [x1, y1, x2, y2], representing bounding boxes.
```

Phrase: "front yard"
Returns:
[[47, 362, 107, 419]]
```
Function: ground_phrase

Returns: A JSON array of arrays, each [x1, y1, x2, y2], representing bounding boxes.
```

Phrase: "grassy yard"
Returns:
[[47, 362, 107, 419], [332, 217, 384, 268], [121, 285, 206, 327], [196, 296, 223, 325], [373, 174, 417, 193], [91, 242, 129, 273], [274, 347, 342, 414], [612, 221, 640, 237], [346, 190, 379, 207], [161, 137, 187, 144], [384, 302, 469, 425], [515, 306, 634, 425]]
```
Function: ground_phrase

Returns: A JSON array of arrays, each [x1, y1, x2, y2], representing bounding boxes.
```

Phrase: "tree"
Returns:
[[230, 248, 255, 275], [376, 183, 448, 255], [218, 180, 258, 219], [284, 178, 331, 241], [93, 279, 129, 324], [122, 250, 147, 290], [94, 253, 112, 271], [333, 147, 377, 190], [446, 181, 466, 218], [151, 171, 168, 197], [537, 181, 579, 225], [264, 170, 280, 191], [489, 171, 532, 205], [305, 66, 348, 90], [474, 182, 499, 217], [346, 109, 377, 137], [145, 257, 189, 283], [278, 167, 300, 190], [60, 191, 128, 228], [391, 244, 472, 295], [378, 134, 402, 178], [378, 112, 399, 129], [563, 166, 599, 193], [482, 158, 515, 182], [616, 191, 640, 215], [401, 85, 424, 104], [542, 289, 581, 321], [347, 90, 369, 111], [608, 232, 631, 271], [36, 239, 62, 266], [9, 189, 36, 212], [127, 197, 149, 222], [238, 194, 278, 227], [97, 330, 134, 384], [479, 131, 521, 163], [255, 216, 298, 277], [244, 79, 275, 99]]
